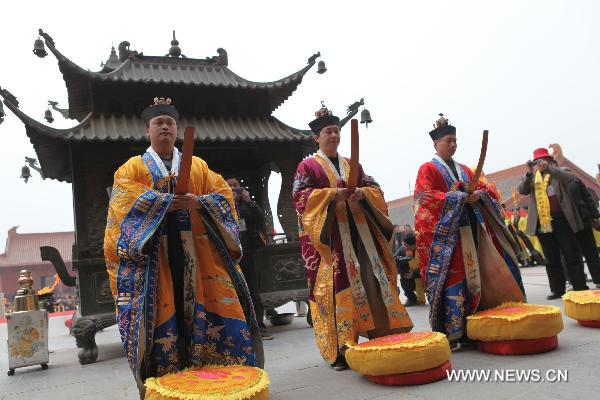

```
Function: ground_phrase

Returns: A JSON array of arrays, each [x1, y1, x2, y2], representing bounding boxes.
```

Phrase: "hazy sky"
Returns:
[[1, 0, 599, 250]]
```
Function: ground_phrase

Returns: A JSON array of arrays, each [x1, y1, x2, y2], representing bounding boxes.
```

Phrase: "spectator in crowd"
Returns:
[[567, 177, 600, 288], [518, 147, 588, 299], [393, 232, 425, 307], [226, 177, 273, 340]]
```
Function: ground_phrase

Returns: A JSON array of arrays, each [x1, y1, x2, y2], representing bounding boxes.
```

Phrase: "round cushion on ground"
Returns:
[[366, 360, 452, 386], [345, 331, 450, 376], [563, 290, 600, 322], [466, 302, 563, 342], [477, 336, 558, 355], [144, 365, 269, 400]]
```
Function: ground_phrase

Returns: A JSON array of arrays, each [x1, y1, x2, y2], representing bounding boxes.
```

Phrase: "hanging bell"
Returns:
[[317, 60, 327, 74], [33, 38, 47, 58], [360, 108, 373, 127], [21, 165, 32, 183], [44, 108, 54, 123]]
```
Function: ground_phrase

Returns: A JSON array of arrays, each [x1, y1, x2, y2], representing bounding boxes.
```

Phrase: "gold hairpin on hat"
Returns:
[[153, 97, 172, 106], [434, 113, 449, 129], [315, 100, 332, 118]]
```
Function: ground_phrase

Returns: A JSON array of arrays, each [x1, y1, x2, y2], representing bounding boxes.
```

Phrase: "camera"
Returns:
[[232, 187, 244, 195], [394, 256, 412, 274]]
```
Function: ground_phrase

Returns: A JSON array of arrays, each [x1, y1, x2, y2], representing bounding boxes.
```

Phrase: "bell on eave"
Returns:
[[360, 108, 373, 127], [44, 108, 54, 123], [317, 60, 327, 74], [21, 165, 32, 183], [33, 38, 47, 58]]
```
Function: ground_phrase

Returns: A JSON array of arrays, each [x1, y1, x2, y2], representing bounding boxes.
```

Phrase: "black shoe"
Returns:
[[546, 292, 565, 300], [403, 298, 419, 307], [260, 327, 274, 340], [331, 356, 349, 371]]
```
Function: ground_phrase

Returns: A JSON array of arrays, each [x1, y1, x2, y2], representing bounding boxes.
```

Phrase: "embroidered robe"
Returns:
[[293, 152, 413, 364], [104, 150, 261, 391], [414, 156, 525, 341]]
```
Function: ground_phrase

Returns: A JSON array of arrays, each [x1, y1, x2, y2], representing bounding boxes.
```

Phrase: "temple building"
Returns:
[[0, 29, 365, 364], [0, 226, 74, 297]]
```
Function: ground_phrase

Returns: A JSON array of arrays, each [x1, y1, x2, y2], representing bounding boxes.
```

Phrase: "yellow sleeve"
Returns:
[[190, 157, 242, 260], [103, 157, 171, 298], [303, 188, 337, 248]]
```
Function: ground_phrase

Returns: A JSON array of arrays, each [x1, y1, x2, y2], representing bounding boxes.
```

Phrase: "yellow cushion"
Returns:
[[467, 302, 563, 341], [563, 290, 600, 321], [144, 365, 269, 400], [345, 332, 450, 376]]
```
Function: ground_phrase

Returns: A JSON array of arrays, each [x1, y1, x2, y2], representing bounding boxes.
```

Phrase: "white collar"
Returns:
[[433, 154, 464, 183], [316, 150, 346, 181], [146, 146, 181, 178]]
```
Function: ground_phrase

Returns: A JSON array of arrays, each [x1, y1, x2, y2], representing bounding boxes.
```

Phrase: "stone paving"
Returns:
[[1, 266, 599, 399]]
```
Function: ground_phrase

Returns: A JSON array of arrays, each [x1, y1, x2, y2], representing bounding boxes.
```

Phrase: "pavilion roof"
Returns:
[[2, 96, 312, 143], [2, 76, 363, 183], [0, 89, 315, 182], [38, 30, 321, 118]]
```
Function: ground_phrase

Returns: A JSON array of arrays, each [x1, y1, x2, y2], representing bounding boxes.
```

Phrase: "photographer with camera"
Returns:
[[518, 148, 588, 299], [226, 177, 273, 340], [393, 232, 424, 307]]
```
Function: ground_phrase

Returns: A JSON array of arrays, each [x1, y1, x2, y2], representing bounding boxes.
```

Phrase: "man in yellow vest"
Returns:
[[518, 147, 588, 299]]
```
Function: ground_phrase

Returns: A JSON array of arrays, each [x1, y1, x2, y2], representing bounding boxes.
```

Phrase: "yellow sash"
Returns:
[[534, 171, 552, 233]]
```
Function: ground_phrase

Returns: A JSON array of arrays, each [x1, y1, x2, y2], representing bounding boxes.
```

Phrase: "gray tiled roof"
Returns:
[[1, 87, 353, 183], [97, 56, 312, 89], [70, 114, 312, 142], [3, 103, 312, 143], [49, 41, 315, 115], [35, 29, 320, 119]]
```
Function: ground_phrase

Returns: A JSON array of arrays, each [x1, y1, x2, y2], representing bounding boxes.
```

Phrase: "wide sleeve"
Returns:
[[414, 163, 467, 278], [104, 157, 172, 297], [199, 158, 237, 208], [293, 160, 336, 247], [191, 157, 242, 261], [356, 164, 395, 240]]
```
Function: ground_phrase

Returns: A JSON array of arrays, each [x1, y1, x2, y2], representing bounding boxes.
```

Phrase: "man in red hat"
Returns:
[[518, 147, 588, 299]]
